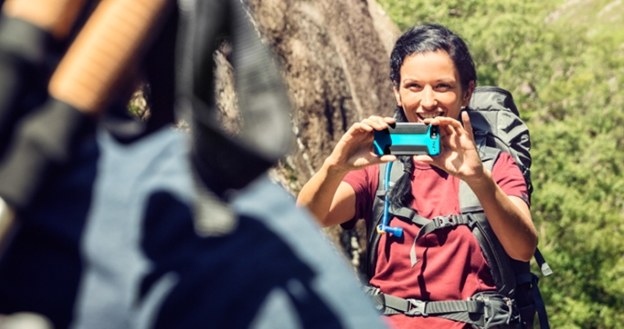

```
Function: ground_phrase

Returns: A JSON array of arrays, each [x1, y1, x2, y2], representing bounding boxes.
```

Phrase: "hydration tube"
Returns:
[[376, 161, 403, 237]]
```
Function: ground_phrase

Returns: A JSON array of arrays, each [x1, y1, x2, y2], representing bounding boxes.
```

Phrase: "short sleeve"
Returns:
[[492, 152, 530, 207], [340, 166, 379, 229]]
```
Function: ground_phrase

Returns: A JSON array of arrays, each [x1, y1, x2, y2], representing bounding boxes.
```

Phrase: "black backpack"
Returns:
[[365, 86, 552, 328]]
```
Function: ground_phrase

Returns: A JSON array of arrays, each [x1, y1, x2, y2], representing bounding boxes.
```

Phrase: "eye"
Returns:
[[405, 82, 422, 91], [435, 83, 452, 91]]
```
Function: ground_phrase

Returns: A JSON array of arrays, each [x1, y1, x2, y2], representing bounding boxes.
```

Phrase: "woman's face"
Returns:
[[393, 50, 473, 122]]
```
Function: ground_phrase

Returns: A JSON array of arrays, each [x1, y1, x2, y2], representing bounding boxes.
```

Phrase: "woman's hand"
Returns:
[[297, 115, 396, 225], [416, 112, 537, 261], [325, 116, 397, 173], [414, 111, 484, 181]]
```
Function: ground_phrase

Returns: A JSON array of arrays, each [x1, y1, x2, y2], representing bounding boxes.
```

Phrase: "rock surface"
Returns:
[[215, 0, 401, 266]]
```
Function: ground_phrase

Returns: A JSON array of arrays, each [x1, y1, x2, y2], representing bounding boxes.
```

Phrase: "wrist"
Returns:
[[322, 156, 351, 177], [463, 166, 492, 189]]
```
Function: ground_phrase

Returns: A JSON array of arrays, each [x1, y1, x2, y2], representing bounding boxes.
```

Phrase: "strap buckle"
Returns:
[[405, 299, 428, 317], [432, 214, 459, 229]]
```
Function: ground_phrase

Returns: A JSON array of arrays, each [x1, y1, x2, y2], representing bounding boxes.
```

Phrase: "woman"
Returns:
[[297, 24, 538, 328]]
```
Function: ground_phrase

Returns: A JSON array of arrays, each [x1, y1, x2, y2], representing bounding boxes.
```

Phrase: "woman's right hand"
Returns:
[[297, 115, 395, 225], [325, 116, 397, 173]]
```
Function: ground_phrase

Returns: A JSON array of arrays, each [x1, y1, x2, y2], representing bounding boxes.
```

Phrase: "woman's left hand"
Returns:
[[414, 111, 484, 182]]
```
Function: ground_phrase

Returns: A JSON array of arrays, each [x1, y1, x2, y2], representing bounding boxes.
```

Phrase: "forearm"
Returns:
[[296, 160, 350, 226], [466, 169, 538, 261]]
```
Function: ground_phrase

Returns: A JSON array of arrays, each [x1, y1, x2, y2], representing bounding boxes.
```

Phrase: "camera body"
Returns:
[[373, 123, 440, 156]]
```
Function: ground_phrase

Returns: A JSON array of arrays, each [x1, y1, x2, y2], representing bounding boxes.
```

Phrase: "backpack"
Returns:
[[364, 86, 552, 328]]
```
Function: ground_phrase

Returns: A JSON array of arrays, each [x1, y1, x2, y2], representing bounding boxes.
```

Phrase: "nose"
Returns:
[[421, 86, 437, 110]]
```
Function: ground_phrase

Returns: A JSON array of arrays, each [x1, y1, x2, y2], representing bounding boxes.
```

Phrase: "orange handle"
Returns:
[[48, 0, 172, 114]]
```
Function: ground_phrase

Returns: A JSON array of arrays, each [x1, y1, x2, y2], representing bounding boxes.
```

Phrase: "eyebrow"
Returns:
[[401, 77, 457, 84]]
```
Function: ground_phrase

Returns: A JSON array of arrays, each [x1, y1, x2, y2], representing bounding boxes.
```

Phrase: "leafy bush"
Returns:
[[377, 0, 624, 327]]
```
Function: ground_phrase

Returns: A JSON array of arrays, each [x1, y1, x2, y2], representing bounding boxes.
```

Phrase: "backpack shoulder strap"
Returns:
[[366, 161, 403, 278], [459, 145, 552, 327], [457, 146, 520, 296]]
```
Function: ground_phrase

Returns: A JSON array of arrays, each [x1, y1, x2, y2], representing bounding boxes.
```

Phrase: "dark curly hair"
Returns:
[[390, 23, 476, 91]]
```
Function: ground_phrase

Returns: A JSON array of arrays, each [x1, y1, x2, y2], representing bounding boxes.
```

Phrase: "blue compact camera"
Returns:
[[373, 123, 440, 156]]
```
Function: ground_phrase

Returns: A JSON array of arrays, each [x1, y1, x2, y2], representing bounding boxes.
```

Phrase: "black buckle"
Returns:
[[405, 299, 428, 316]]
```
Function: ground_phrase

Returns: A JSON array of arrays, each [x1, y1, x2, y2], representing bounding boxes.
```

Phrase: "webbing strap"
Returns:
[[414, 214, 472, 241], [367, 290, 486, 327], [382, 294, 484, 316], [394, 211, 474, 266], [527, 273, 551, 329], [534, 248, 553, 277], [389, 205, 428, 226], [366, 287, 524, 328]]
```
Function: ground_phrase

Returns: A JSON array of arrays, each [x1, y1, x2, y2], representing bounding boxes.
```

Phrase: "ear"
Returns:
[[461, 81, 475, 107]]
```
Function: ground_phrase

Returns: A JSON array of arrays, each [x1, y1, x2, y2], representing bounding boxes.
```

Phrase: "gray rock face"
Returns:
[[217, 0, 399, 191], [215, 0, 400, 265]]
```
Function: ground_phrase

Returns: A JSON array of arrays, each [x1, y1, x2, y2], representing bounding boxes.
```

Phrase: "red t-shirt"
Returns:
[[343, 152, 529, 329]]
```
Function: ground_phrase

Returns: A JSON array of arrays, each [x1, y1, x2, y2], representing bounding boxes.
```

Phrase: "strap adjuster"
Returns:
[[405, 299, 428, 316], [432, 214, 459, 228]]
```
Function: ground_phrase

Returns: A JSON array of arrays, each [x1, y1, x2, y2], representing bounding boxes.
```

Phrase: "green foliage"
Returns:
[[378, 0, 624, 327]]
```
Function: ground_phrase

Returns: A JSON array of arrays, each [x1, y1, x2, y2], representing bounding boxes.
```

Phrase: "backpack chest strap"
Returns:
[[389, 207, 478, 266], [414, 213, 473, 241]]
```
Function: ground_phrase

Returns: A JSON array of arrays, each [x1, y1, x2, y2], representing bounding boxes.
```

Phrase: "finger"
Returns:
[[422, 117, 434, 125], [413, 154, 434, 164], [444, 125, 460, 149], [378, 154, 397, 162], [461, 111, 474, 137], [362, 116, 391, 131], [383, 116, 396, 125], [348, 121, 373, 134], [440, 119, 458, 137], [443, 122, 455, 137], [426, 116, 461, 134]]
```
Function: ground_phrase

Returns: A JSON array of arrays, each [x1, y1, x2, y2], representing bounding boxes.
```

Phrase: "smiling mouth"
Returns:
[[416, 113, 444, 121]]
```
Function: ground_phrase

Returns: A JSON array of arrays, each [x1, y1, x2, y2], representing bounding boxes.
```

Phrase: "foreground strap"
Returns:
[[0, 15, 50, 138], [0, 99, 94, 211], [177, 0, 293, 195]]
